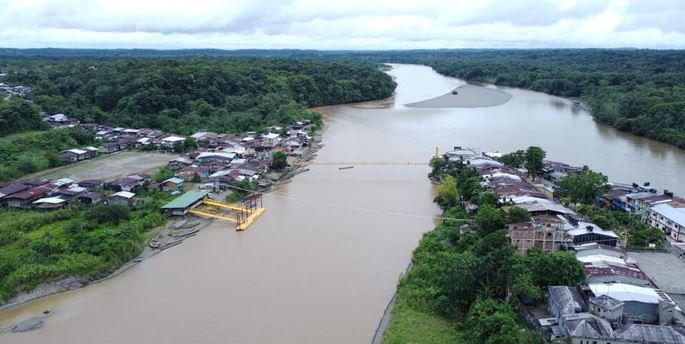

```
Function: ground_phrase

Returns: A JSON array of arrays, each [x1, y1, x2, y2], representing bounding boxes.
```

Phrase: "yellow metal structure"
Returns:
[[188, 199, 266, 231], [236, 208, 266, 231], [188, 208, 238, 223], [201, 199, 247, 212]]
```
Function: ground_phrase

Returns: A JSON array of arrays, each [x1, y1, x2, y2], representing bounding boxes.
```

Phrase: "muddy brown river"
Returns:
[[1, 64, 685, 343]]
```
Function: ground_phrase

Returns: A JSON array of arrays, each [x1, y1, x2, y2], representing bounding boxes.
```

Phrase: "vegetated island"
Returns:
[[405, 84, 512, 108]]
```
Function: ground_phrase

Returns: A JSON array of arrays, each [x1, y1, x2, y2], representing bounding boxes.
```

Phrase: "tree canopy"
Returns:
[[525, 146, 546, 179], [1, 57, 396, 135], [556, 168, 609, 204]]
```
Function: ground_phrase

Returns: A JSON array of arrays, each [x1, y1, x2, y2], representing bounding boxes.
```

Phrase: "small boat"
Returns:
[[339, 166, 354, 170], [173, 227, 200, 238], [172, 219, 188, 229]]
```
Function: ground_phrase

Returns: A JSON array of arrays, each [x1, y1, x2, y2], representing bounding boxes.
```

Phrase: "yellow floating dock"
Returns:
[[201, 199, 247, 212], [188, 199, 266, 231], [236, 207, 266, 231], [188, 208, 238, 223]]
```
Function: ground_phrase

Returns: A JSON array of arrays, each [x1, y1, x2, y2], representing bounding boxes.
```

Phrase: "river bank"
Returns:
[[3, 63, 685, 344], [0, 217, 214, 333], [406, 83, 512, 108], [0, 113, 328, 333]]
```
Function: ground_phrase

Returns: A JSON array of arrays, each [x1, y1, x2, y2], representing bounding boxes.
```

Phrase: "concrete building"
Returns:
[[546, 285, 685, 344], [588, 283, 677, 325], [508, 215, 568, 254], [443, 146, 478, 162], [648, 203, 685, 241], [589, 295, 624, 328], [161, 135, 186, 149]]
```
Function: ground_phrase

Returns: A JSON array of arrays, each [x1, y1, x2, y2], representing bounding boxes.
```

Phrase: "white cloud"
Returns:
[[0, 0, 683, 49]]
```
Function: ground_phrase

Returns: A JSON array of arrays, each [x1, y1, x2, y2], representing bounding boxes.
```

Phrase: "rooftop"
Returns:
[[589, 295, 624, 310], [162, 136, 186, 142], [563, 313, 614, 339], [549, 285, 586, 315], [577, 254, 627, 266], [616, 324, 685, 344], [161, 191, 208, 210], [651, 203, 685, 225], [568, 222, 619, 239], [33, 197, 66, 204], [111, 191, 136, 199], [588, 283, 667, 305]]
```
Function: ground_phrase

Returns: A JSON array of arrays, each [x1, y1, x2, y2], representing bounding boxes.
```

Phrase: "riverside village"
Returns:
[[2, 73, 685, 343], [431, 146, 685, 344]]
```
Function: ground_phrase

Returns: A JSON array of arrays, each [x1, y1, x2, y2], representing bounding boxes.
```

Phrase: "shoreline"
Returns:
[[0, 117, 330, 333], [0, 217, 215, 332], [0, 71, 393, 334]]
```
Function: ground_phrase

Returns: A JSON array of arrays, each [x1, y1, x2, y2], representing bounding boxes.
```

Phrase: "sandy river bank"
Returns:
[[406, 83, 511, 108]]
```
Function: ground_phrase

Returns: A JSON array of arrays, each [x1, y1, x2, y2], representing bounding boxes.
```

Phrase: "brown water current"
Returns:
[[1, 64, 685, 343]]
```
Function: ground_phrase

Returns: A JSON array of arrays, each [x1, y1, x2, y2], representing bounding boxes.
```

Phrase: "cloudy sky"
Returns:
[[1, 0, 684, 49]]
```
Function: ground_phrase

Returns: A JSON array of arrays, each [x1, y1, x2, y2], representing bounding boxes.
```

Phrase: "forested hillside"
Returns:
[[0, 57, 396, 134]]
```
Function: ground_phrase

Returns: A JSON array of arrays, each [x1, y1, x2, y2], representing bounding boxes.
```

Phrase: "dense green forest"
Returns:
[[0, 57, 396, 135], [3, 49, 684, 147], [413, 50, 685, 148], [0, 191, 171, 304]]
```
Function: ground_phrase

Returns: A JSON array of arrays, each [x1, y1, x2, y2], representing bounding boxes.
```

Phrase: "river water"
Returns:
[[1, 64, 685, 343]]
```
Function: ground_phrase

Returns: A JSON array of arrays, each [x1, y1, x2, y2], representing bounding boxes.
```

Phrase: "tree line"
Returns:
[[1, 57, 396, 135], [412, 50, 685, 148]]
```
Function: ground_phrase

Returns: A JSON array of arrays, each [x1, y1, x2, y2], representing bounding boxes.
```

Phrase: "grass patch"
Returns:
[[0, 130, 49, 143], [384, 292, 462, 344], [0, 191, 173, 304]]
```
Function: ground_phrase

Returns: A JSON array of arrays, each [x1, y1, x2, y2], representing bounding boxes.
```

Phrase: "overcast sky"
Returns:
[[1, 0, 684, 49]]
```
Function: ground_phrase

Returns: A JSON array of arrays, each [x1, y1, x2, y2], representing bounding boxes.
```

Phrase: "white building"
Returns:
[[648, 203, 685, 241], [588, 283, 676, 325], [161, 136, 186, 148]]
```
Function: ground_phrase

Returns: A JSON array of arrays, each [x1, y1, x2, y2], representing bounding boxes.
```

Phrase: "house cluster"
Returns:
[[167, 122, 315, 190], [540, 242, 684, 344], [59, 146, 99, 164], [81, 123, 188, 153], [602, 183, 685, 242], [190, 121, 313, 157], [0, 83, 29, 100], [443, 147, 620, 254], [0, 172, 152, 211], [545, 282, 684, 344], [444, 147, 685, 342], [42, 113, 79, 128]]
